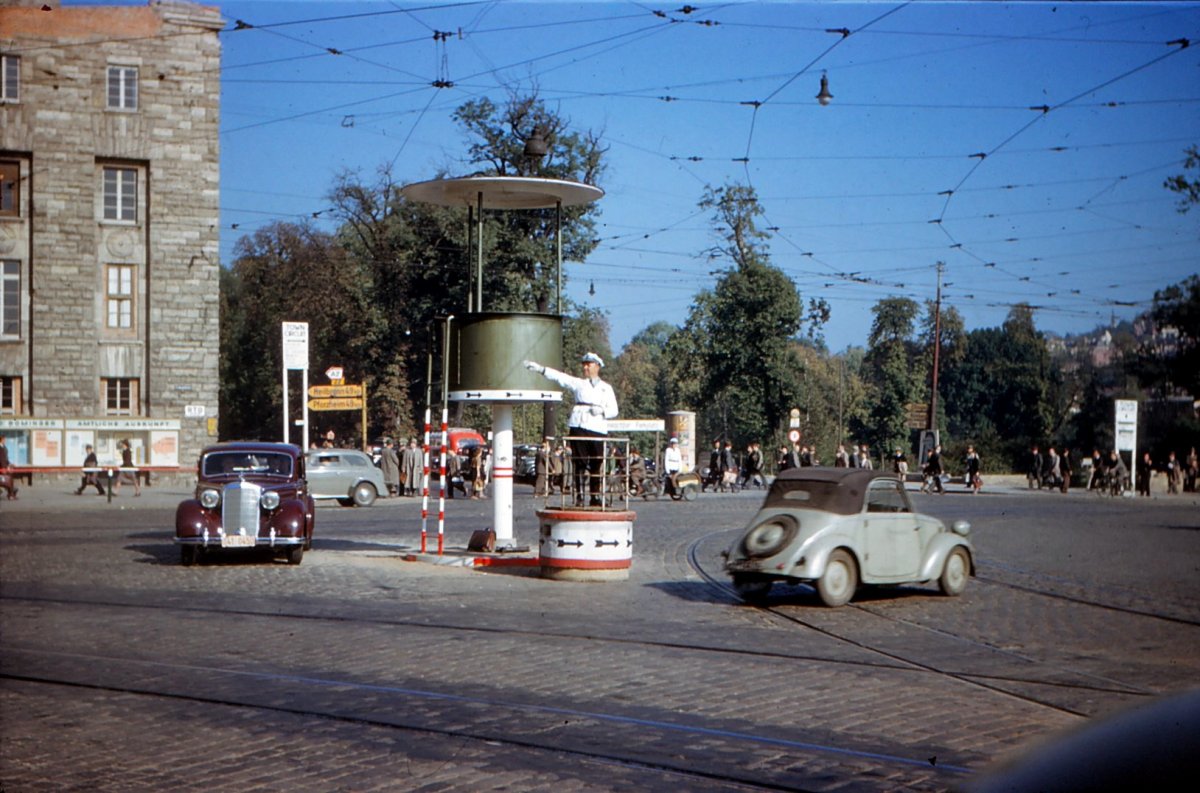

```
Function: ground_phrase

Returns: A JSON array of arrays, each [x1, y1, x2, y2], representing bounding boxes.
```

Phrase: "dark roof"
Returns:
[[201, 441, 302, 457]]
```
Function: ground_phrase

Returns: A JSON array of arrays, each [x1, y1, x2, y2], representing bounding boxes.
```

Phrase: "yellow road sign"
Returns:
[[308, 384, 363, 398], [307, 397, 364, 411]]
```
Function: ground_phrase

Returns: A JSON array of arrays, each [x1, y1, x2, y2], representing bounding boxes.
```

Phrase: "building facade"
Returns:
[[1, 0, 223, 477]]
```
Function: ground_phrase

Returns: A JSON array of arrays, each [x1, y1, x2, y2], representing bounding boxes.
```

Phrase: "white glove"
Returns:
[[523, 360, 544, 374], [589, 405, 604, 416]]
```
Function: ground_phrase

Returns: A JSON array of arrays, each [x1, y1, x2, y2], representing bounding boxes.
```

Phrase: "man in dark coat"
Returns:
[[76, 444, 106, 495]]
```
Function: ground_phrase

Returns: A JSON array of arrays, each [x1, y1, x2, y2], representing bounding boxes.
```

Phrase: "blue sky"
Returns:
[[83, 1, 1200, 351]]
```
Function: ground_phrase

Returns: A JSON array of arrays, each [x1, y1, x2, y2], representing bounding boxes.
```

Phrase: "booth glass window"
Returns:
[[103, 378, 140, 415]]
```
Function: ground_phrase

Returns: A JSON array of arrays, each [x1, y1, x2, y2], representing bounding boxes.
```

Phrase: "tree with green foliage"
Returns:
[[1164, 145, 1200, 214], [219, 222, 412, 444], [668, 184, 810, 447], [854, 297, 924, 455], [609, 322, 674, 421]]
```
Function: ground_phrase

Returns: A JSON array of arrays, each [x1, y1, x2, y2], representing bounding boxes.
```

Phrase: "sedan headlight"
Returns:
[[742, 515, 799, 558], [199, 489, 221, 509], [260, 491, 281, 511]]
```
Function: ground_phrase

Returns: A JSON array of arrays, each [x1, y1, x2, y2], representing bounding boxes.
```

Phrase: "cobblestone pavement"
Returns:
[[2, 480, 1198, 791]]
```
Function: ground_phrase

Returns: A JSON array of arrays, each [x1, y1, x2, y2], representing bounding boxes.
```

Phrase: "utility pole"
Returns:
[[928, 261, 943, 431]]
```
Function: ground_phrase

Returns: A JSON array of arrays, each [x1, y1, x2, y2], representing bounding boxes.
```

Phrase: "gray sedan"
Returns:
[[304, 448, 387, 507]]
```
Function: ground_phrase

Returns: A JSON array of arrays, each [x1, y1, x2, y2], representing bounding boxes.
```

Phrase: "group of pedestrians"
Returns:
[[378, 438, 424, 497], [1025, 445, 1074, 493], [534, 439, 574, 498], [1132, 447, 1197, 497]]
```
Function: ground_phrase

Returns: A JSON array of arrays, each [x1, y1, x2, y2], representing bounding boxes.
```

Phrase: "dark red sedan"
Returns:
[[175, 442, 315, 566]]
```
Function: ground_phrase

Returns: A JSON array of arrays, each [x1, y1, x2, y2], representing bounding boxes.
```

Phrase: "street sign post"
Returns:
[[1115, 399, 1138, 486], [281, 322, 309, 448]]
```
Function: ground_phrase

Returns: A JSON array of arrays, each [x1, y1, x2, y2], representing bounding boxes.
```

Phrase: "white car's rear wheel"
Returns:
[[817, 549, 857, 607], [939, 547, 969, 596]]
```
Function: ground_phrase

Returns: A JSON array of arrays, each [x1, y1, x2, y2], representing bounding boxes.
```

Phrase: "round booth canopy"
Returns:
[[400, 176, 604, 210]]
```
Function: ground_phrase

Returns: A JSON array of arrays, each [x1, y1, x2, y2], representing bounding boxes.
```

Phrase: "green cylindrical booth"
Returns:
[[448, 312, 564, 402]]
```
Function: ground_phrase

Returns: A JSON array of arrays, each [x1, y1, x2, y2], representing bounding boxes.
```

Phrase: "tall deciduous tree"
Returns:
[[670, 184, 809, 446], [219, 222, 409, 443], [855, 297, 924, 454]]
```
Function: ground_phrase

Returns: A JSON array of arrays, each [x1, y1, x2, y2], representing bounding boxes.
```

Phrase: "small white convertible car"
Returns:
[[723, 468, 973, 606]]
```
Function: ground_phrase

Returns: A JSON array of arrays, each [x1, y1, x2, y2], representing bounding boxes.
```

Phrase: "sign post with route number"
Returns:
[[306, 379, 368, 451]]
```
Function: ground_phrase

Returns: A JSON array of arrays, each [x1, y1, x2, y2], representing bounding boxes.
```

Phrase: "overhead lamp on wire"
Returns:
[[816, 73, 833, 106], [522, 127, 549, 173]]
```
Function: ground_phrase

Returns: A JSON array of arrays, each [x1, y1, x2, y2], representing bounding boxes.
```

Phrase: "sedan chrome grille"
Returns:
[[222, 481, 261, 536]]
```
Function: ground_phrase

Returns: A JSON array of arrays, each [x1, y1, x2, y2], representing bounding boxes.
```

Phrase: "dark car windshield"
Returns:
[[203, 451, 293, 478], [762, 478, 863, 515]]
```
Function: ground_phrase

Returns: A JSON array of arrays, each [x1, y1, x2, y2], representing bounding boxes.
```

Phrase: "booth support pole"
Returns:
[[466, 205, 474, 314], [492, 404, 515, 548], [475, 191, 484, 312], [555, 199, 563, 313]]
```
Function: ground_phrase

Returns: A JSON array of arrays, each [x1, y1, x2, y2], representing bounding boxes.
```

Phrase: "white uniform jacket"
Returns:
[[538, 366, 619, 434]]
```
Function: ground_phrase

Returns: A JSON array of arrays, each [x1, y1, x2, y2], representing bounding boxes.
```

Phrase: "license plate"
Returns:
[[726, 560, 761, 573], [221, 534, 256, 548]]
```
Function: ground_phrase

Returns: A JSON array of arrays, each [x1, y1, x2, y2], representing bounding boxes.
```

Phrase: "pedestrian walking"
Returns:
[[892, 448, 909, 481], [1060, 448, 1073, 493], [1165, 451, 1182, 495], [0, 435, 17, 501], [380, 439, 400, 497], [1027, 445, 1043, 489], [963, 445, 982, 493], [401, 438, 423, 496], [856, 444, 873, 470], [111, 439, 140, 497], [75, 444, 106, 495], [535, 438, 551, 497], [922, 445, 945, 494], [1137, 452, 1153, 497]]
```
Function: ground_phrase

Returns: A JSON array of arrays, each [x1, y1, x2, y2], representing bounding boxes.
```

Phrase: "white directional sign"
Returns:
[[1114, 399, 1138, 453], [282, 322, 309, 371]]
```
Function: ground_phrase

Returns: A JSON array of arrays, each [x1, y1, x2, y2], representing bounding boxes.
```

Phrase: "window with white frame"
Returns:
[[1, 260, 19, 338], [103, 378, 139, 415], [102, 167, 137, 222], [105, 263, 135, 331], [0, 161, 19, 217], [106, 65, 138, 111], [1, 54, 18, 103], [1, 376, 21, 415]]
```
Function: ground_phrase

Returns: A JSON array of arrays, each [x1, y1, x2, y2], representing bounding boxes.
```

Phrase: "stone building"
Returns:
[[1, 0, 223, 479]]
